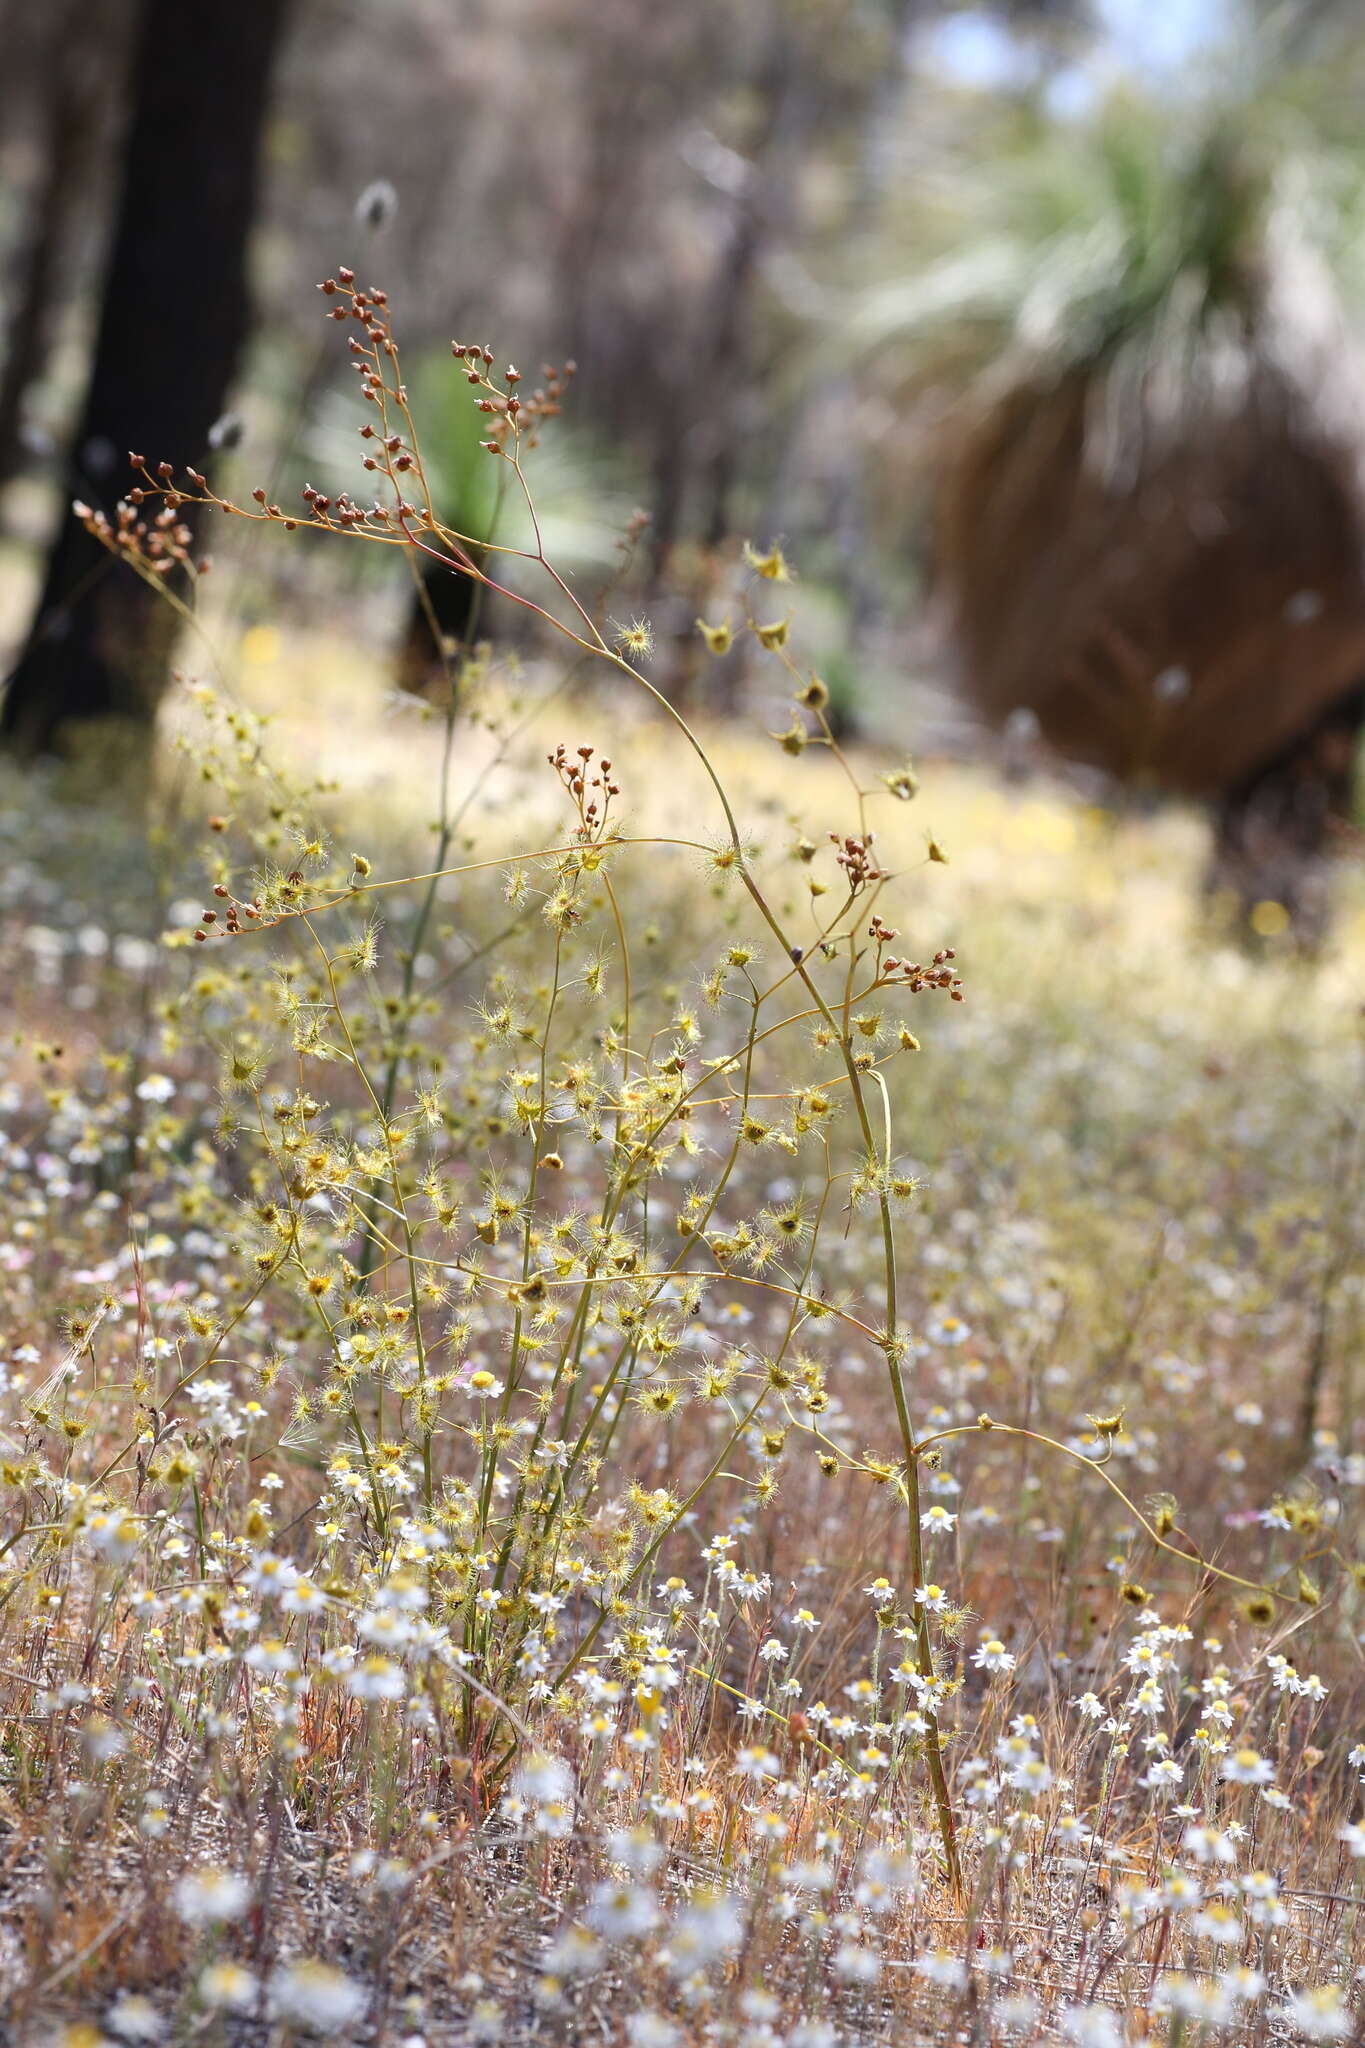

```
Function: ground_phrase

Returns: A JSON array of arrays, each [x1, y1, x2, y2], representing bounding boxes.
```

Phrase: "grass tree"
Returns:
[[853, 10, 1365, 927]]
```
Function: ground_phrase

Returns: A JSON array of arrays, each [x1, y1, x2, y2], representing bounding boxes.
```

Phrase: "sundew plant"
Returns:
[[2, 269, 1364, 2047]]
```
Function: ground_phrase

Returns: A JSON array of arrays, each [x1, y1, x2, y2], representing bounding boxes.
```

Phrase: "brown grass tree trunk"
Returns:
[[1, 0, 291, 759]]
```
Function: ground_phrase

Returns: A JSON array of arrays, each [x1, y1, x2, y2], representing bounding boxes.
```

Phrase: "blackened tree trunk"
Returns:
[[1209, 685, 1365, 939], [0, 4, 116, 502], [396, 547, 488, 700], [1, 0, 291, 758]]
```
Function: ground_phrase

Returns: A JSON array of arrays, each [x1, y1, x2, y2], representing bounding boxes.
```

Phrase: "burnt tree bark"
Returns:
[[1, 0, 292, 758], [1209, 685, 1365, 937], [0, 4, 119, 502], [396, 548, 488, 701]]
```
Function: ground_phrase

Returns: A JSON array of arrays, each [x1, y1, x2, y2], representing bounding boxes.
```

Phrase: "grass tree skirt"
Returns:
[[938, 248, 1365, 796]]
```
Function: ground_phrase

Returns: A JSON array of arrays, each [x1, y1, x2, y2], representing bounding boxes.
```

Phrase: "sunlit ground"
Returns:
[[2, 602, 1364, 2043]]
